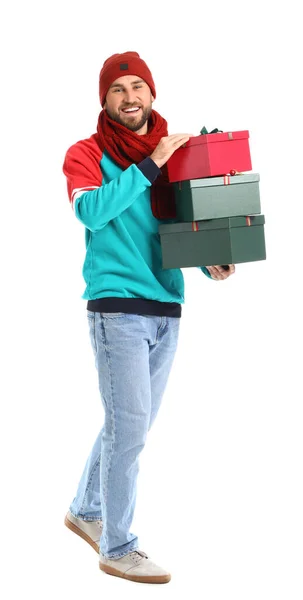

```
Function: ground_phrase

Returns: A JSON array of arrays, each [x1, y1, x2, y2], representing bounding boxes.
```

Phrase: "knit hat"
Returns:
[[99, 51, 156, 107]]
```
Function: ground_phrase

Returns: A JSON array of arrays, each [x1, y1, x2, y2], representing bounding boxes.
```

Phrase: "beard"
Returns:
[[106, 103, 153, 132]]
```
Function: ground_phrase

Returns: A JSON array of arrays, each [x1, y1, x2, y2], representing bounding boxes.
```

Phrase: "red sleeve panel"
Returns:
[[62, 134, 103, 209]]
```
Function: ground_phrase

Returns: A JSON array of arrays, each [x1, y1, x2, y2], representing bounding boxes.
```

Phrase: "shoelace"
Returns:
[[129, 550, 148, 564]]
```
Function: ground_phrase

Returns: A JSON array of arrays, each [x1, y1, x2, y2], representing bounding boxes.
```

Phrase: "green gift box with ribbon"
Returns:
[[158, 215, 266, 269], [174, 173, 261, 221]]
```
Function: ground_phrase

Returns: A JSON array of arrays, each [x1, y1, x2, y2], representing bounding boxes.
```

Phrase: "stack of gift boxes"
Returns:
[[158, 128, 266, 269]]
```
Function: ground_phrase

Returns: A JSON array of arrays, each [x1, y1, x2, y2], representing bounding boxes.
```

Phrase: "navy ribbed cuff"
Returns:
[[137, 157, 161, 184]]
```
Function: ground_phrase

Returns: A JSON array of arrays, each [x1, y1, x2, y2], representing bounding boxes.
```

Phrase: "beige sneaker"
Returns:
[[64, 510, 102, 553], [99, 549, 171, 584]]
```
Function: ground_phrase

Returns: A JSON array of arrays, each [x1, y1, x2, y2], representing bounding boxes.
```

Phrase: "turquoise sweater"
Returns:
[[64, 145, 211, 303]]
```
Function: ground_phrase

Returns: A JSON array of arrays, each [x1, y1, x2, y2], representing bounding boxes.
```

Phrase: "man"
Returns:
[[62, 51, 235, 585]]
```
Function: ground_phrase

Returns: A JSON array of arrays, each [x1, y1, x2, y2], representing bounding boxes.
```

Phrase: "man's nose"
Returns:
[[123, 89, 138, 103]]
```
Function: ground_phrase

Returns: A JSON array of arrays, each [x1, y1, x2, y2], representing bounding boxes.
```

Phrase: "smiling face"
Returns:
[[103, 74, 154, 135]]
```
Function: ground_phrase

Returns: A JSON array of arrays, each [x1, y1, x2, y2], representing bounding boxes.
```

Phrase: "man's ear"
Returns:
[[151, 95, 155, 103]]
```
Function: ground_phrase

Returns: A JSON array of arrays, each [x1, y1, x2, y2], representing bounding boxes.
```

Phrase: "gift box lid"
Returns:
[[175, 173, 260, 189], [182, 130, 249, 149], [159, 215, 265, 234]]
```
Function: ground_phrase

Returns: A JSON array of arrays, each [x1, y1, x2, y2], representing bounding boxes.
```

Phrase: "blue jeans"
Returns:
[[69, 311, 180, 559]]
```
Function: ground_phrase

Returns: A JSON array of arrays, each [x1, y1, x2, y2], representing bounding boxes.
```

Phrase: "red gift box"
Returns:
[[166, 130, 252, 183]]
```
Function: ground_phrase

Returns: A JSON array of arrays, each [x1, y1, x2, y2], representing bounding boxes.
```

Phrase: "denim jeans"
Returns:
[[69, 311, 180, 559]]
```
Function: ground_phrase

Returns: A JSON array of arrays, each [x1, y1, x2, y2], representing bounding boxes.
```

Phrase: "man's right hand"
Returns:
[[150, 134, 194, 168]]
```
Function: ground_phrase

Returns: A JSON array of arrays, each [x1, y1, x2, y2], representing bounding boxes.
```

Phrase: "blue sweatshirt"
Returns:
[[62, 136, 211, 318]]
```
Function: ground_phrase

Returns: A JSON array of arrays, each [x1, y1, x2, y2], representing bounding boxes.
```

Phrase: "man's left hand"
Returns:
[[206, 264, 235, 280]]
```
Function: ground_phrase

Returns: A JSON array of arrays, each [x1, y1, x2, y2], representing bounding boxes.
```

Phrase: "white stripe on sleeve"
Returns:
[[71, 186, 99, 210]]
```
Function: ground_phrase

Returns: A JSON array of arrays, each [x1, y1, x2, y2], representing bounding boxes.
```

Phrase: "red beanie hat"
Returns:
[[99, 51, 156, 107]]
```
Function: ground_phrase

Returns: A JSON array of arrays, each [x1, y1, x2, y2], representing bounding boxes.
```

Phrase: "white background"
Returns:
[[1, 0, 302, 598]]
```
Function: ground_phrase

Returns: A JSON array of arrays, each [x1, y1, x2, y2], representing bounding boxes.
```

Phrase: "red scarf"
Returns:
[[95, 109, 176, 219]]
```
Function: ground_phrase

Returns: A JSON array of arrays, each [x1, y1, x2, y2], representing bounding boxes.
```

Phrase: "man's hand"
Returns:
[[150, 134, 194, 168], [206, 264, 236, 280]]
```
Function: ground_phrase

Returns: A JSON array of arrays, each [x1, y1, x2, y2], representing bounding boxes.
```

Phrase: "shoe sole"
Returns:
[[64, 514, 99, 554], [99, 561, 171, 584]]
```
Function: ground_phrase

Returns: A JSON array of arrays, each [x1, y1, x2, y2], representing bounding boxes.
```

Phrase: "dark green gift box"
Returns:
[[158, 215, 266, 269], [173, 173, 261, 221]]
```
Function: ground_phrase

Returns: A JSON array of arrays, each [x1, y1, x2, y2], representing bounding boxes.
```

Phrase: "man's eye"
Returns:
[[113, 85, 142, 92]]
